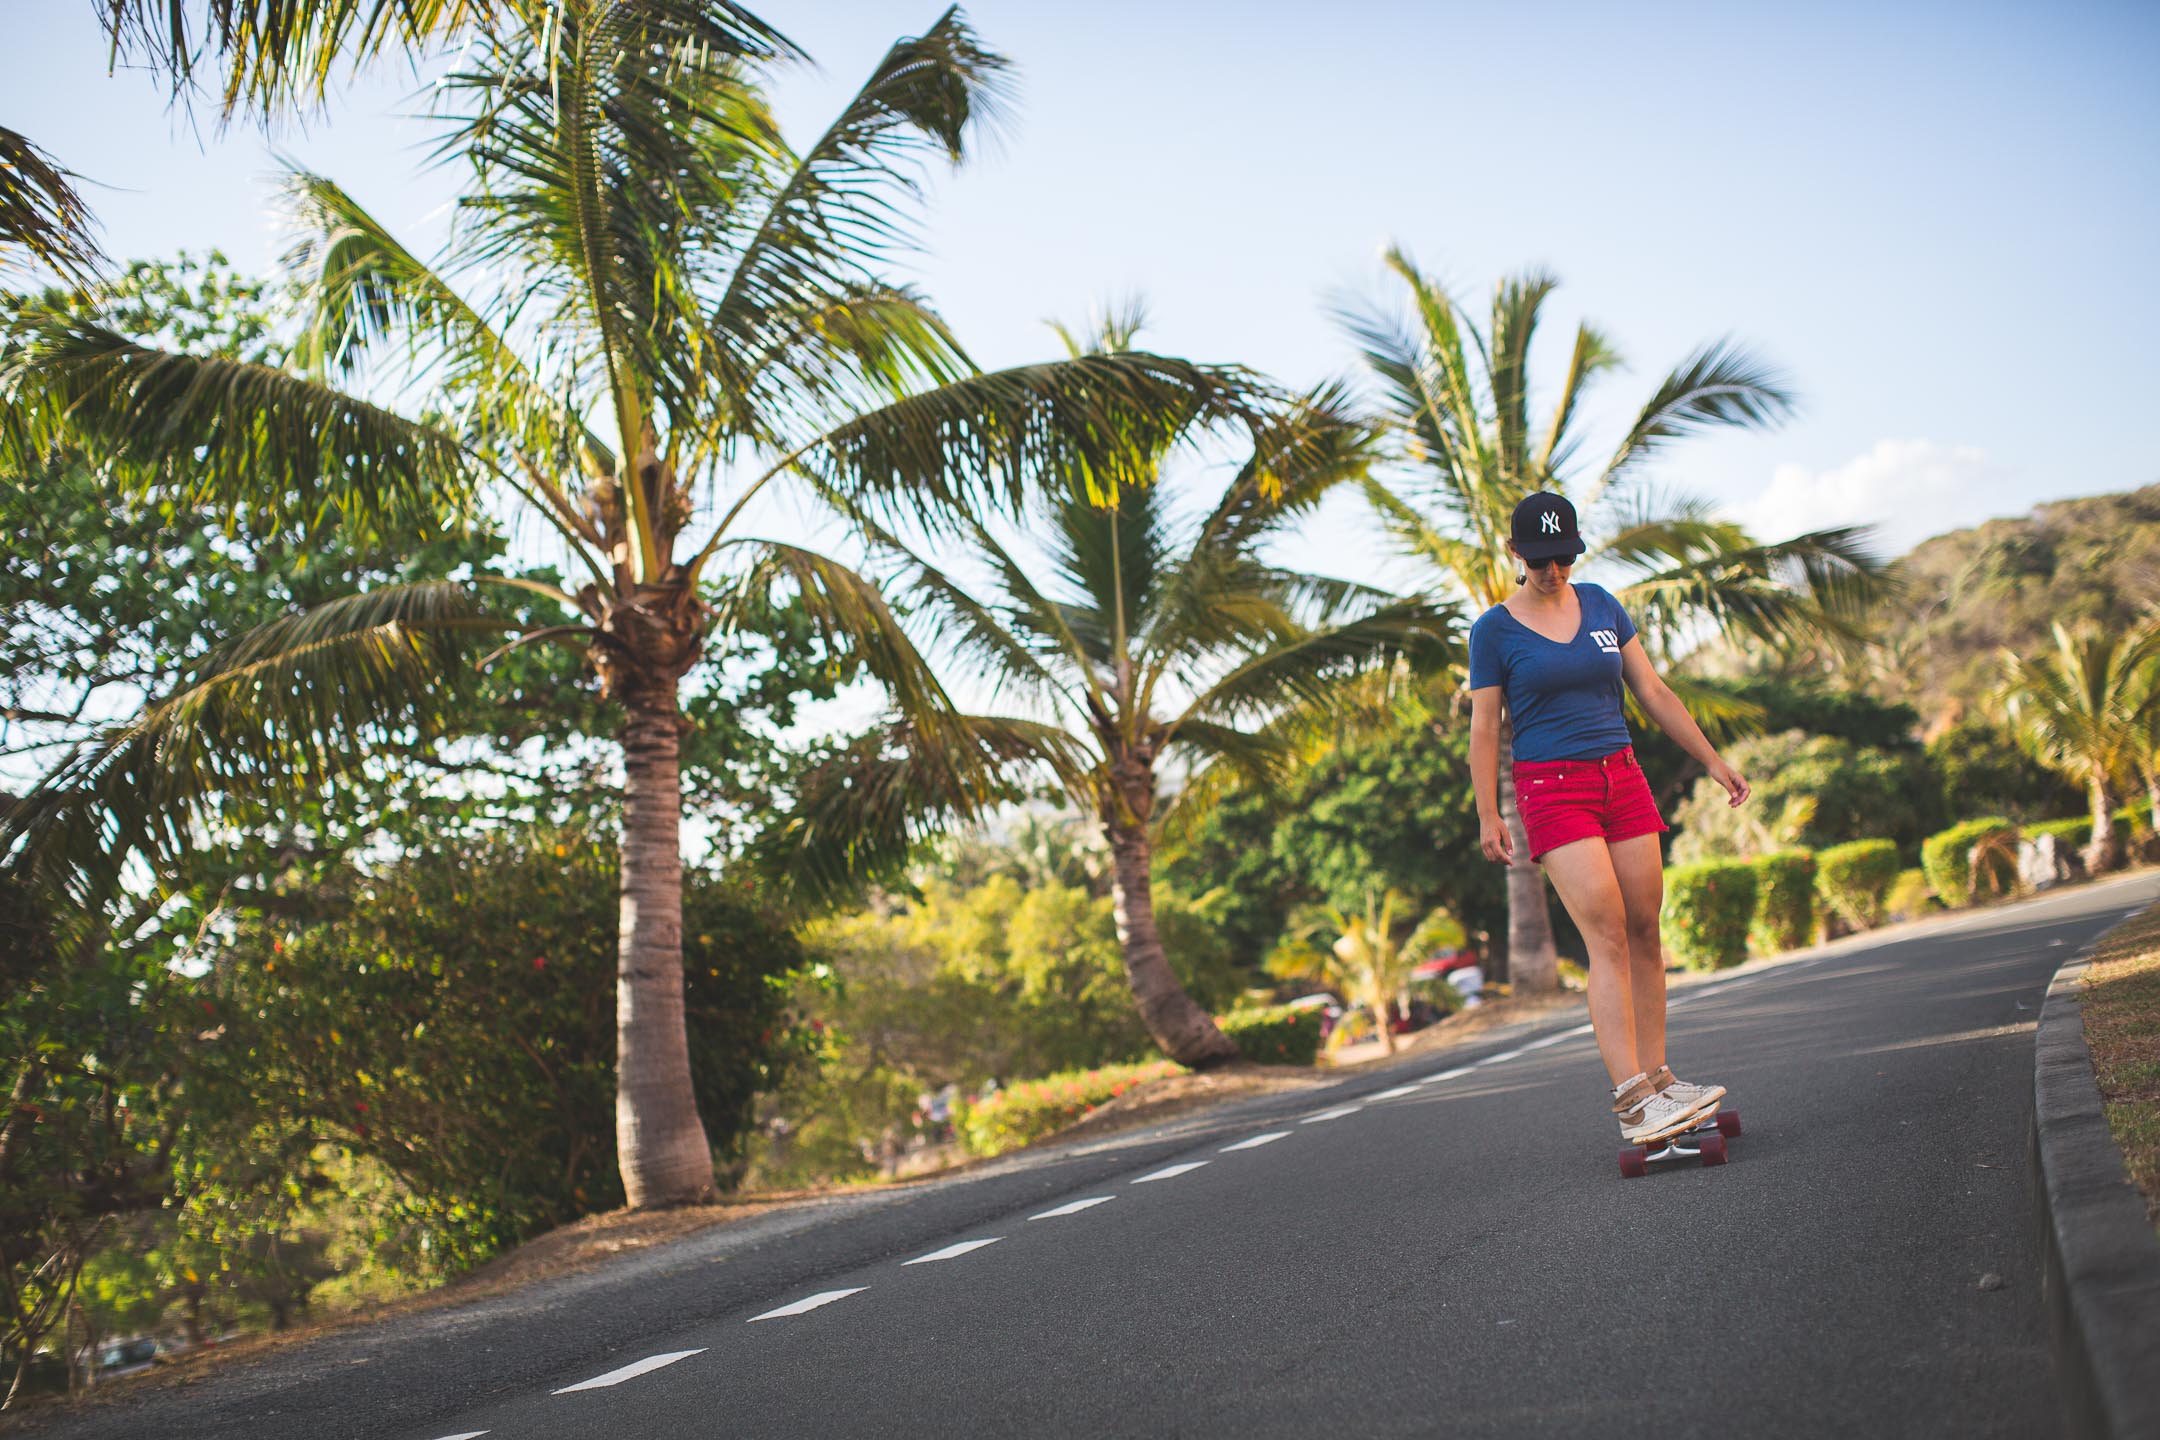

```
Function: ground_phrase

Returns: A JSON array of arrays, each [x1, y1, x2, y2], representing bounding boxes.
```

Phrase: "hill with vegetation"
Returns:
[[1874, 484, 2160, 730]]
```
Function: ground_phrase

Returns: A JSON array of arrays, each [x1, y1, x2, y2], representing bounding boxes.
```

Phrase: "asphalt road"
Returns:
[[23, 871, 2159, 1440]]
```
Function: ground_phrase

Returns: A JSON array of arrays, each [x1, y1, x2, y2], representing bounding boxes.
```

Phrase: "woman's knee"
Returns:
[[1626, 917, 1663, 965]]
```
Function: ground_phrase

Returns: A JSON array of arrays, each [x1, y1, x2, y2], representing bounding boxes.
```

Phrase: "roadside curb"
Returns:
[[2032, 920, 2160, 1440]]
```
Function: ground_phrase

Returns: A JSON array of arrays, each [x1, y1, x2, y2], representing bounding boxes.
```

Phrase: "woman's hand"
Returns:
[[1708, 756, 1751, 808], [1479, 811, 1515, 864]]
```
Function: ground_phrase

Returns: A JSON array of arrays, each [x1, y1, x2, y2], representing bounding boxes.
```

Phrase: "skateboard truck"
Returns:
[[1620, 1108, 1742, 1179]]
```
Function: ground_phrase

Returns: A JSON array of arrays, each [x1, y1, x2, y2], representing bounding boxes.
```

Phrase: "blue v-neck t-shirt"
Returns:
[[1467, 582, 1638, 762]]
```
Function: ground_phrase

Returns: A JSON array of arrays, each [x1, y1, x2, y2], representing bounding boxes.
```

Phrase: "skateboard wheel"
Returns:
[[1717, 1110, 1742, 1138], [1699, 1133, 1728, 1166], [1620, 1147, 1649, 1179]]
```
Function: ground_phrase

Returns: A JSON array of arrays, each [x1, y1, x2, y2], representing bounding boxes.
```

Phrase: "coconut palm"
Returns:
[[1, 6, 1283, 1206], [1339, 247, 1891, 993], [772, 316, 1460, 1065], [1999, 620, 2160, 873]]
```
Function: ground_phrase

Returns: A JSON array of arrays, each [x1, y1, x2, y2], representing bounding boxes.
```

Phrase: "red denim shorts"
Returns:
[[1513, 747, 1668, 861]]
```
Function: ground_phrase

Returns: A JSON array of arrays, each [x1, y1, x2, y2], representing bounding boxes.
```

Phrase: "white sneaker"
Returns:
[[1612, 1072, 1719, 1145], [1649, 1064, 1727, 1112]]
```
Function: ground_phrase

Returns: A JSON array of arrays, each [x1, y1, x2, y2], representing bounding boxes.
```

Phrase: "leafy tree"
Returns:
[[1341, 249, 1890, 990], [3, 8, 1270, 1205], [1998, 620, 2160, 872], [1159, 786, 1306, 971], [1926, 718, 2084, 825], [777, 315, 1456, 1065], [0, 127, 102, 285]]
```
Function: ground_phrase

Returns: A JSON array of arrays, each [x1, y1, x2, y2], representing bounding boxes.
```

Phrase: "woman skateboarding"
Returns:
[[1467, 491, 1751, 1146]]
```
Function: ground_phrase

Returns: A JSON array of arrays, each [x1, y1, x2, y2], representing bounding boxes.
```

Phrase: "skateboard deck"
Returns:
[[1619, 1107, 1742, 1178]]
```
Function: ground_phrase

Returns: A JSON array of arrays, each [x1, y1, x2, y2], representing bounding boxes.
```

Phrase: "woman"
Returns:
[[1467, 491, 1751, 1145]]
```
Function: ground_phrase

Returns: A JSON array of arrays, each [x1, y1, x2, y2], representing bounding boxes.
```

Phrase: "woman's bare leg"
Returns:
[[1537, 837, 1638, 1084], [1606, 834, 1669, 1074]]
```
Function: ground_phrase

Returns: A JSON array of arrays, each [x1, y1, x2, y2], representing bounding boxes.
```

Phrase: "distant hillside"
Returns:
[[1876, 484, 2160, 730]]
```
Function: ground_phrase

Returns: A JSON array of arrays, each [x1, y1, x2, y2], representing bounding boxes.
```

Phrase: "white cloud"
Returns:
[[1735, 439, 2016, 557]]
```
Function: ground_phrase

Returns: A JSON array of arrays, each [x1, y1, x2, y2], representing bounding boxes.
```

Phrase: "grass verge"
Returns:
[[2082, 903, 2160, 1230]]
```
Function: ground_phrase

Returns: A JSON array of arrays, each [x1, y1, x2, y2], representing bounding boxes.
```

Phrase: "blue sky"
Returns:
[[8, 0, 2159, 573]]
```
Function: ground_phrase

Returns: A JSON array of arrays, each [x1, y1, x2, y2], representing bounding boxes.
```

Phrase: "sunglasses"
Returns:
[[1524, 554, 1574, 571]]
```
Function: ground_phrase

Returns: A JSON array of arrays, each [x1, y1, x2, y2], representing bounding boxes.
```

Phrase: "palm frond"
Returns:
[[1176, 596, 1462, 733], [1536, 321, 1622, 477], [753, 712, 1090, 907], [780, 351, 1280, 530], [3, 581, 509, 902], [709, 539, 977, 756], [1, 313, 479, 535], [1488, 267, 1559, 480], [707, 6, 1005, 441], [0, 126, 104, 284], [280, 170, 598, 468], [1592, 338, 1795, 499]]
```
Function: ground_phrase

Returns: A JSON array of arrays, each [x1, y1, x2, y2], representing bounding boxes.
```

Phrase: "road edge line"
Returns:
[[2032, 916, 2160, 1440]]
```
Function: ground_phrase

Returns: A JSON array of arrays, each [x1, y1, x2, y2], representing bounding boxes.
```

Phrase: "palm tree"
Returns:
[[1, 7, 1281, 1206], [773, 313, 1460, 1065], [1339, 247, 1890, 992], [1999, 620, 2160, 873], [1270, 889, 1460, 1056]]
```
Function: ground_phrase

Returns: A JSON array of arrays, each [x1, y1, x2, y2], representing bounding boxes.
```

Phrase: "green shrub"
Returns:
[[953, 1061, 1183, 1157], [1816, 839, 1901, 931], [1663, 861, 1757, 970], [1217, 1005, 1325, 1066], [1747, 850, 1816, 955], [1885, 868, 1940, 921], [1922, 818, 2020, 906]]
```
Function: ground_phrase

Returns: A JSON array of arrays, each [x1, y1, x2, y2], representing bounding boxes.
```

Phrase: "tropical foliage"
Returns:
[[1, 7, 1282, 1206], [1267, 889, 1461, 1056], [1998, 621, 2160, 872]]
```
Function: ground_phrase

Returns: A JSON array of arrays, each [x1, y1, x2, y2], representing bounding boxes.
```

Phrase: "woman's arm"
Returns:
[[1619, 638, 1751, 808], [1469, 686, 1514, 862]]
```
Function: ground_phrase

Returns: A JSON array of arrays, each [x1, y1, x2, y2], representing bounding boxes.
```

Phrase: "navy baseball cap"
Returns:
[[1511, 491, 1586, 561]]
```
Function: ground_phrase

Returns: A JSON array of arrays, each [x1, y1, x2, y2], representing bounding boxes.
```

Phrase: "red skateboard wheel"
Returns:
[[1699, 1134, 1728, 1166], [1717, 1110, 1742, 1138], [1620, 1147, 1649, 1179]]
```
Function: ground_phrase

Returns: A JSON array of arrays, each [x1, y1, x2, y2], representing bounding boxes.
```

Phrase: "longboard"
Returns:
[[1620, 1108, 1742, 1178]]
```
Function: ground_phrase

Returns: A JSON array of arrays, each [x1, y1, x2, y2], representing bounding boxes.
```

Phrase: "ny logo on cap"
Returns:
[[1540, 511, 1561, 534]]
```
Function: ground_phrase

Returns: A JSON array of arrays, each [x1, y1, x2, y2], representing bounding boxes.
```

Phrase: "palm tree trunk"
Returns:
[[615, 674, 714, 1207], [1105, 818, 1238, 1068], [1499, 716, 1559, 993], [2085, 769, 2121, 875]]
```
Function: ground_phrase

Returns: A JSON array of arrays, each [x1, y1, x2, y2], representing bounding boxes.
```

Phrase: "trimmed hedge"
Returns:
[[954, 1061, 1183, 1157], [1885, 867, 1940, 921], [1748, 850, 1817, 956], [1816, 839, 1900, 931], [1217, 1004, 1325, 1066], [1664, 860, 1757, 970], [1922, 817, 2019, 906], [2026, 816, 2093, 848]]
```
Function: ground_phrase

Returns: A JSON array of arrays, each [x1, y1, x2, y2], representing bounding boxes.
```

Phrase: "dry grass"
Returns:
[[2082, 904, 2160, 1226]]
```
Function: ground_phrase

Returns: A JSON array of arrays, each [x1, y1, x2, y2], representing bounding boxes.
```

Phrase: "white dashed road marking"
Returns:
[[1429, 1066, 1475, 1081], [1520, 1034, 1567, 1051], [1031, 1196, 1116, 1220], [1569, 1023, 1596, 1036], [1220, 1131, 1291, 1152], [1302, 1104, 1364, 1123], [431, 1433, 490, 1439], [1481, 1049, 1523, 1064], [749, 1288, 868, 1322], [904, 1238, 1002, 1265], [1132, 1161, 1210, 1184], [553, 1350, 704, 1394], [1371, 1084, 1423, 1099]]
